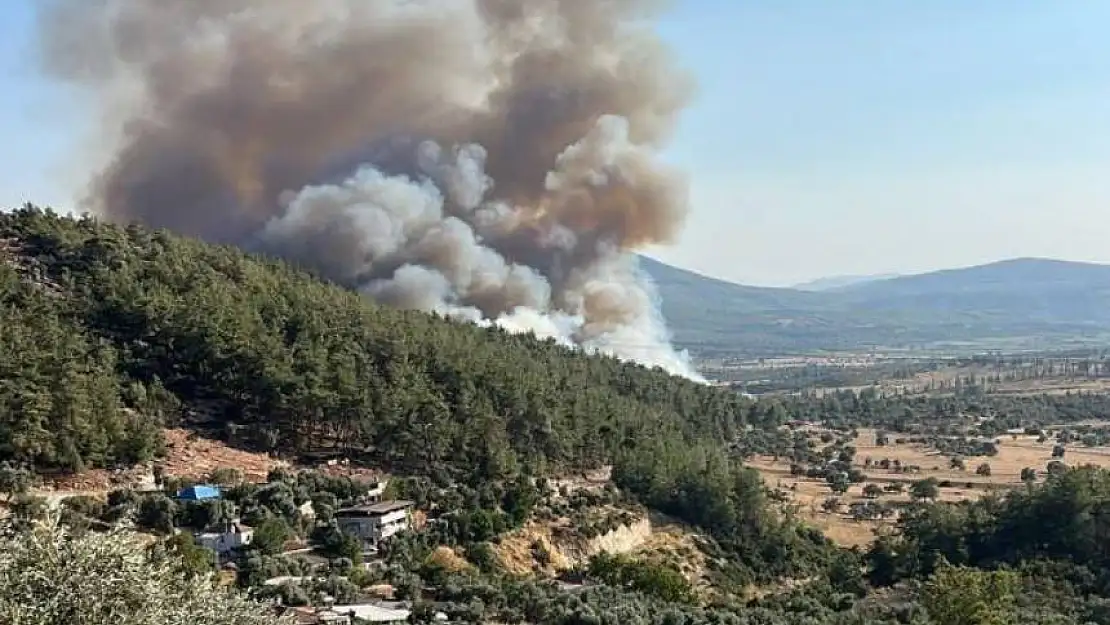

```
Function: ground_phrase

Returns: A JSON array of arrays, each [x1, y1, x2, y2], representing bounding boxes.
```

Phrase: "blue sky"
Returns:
[[2, 1, 1109, 286], [0, 0, 79, 211]]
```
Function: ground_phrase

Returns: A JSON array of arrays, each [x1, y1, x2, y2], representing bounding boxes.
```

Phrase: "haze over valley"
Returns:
[[645, 256, 1110, 358]]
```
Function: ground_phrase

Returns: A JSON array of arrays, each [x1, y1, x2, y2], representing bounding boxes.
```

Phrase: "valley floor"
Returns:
[[749, 427, 1110, 546]]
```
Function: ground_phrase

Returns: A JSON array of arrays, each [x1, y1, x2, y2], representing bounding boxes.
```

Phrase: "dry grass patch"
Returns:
[[426, 546, 473, 574], [752, 426, 1110, 547], [159, 428, 287, 483]]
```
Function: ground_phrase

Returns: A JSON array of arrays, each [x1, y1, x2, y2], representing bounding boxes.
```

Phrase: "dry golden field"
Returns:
[[749, 427, 1110, 547]]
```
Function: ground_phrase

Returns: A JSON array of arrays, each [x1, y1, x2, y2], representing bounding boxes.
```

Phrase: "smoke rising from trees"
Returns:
[[37, 0, 703, 379]]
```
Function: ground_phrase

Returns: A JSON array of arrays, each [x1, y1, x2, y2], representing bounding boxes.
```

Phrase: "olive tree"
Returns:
[[910, 478, 940, 502], [0, 517, 287, 625]]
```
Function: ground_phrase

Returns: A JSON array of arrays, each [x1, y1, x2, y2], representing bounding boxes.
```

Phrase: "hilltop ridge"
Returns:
[[643, 256, 1110, 357]]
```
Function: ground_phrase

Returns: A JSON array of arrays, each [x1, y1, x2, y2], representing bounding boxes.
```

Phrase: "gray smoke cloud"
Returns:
[[37, 0, 704, 381]]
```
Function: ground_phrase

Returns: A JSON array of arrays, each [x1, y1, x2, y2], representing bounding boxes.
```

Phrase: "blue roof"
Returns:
[[177, 485, 221, 500]]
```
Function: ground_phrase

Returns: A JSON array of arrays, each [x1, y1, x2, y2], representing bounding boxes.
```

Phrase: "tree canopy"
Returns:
[[0, 517, 284, 625], [0, 206, 758, 477]]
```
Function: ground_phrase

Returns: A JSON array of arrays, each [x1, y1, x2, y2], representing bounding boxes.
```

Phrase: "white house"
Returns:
[[285, 607, 352, 625], [330, 604, 409, 624], [335, 500, 413, 549], [195, 522, 253, 556], [331, 603, 447, 624], [287, 602, 446, 625]]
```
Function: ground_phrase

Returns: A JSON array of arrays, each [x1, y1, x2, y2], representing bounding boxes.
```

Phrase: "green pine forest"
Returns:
[[0, 206, 754, 476]]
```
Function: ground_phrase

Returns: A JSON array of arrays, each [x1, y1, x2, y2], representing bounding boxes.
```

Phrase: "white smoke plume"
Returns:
[[36, 0, 704, 381]]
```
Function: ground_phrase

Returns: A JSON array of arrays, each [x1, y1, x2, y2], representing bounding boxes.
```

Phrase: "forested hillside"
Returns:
[[13, 208, 1110, 625], [0, 206, 839, 597], [0, 206, 755, 476]]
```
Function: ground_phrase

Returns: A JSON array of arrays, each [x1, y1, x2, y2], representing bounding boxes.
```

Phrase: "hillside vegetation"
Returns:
[[0, 206, 846, 615], [0, 206, 754, 476], [644, 256, 1110, 356], [11, 208, 1110, 624]]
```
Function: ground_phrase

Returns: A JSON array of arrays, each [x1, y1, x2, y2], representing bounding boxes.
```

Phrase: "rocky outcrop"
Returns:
[[494, 513, 652, 576], [574, 516, 652, 560]]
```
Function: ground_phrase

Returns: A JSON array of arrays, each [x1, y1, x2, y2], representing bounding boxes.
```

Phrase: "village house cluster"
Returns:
[[169, 477, 432, 624]]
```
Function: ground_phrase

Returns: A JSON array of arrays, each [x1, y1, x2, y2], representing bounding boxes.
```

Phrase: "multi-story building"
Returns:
[[335, 500, 414, 549]]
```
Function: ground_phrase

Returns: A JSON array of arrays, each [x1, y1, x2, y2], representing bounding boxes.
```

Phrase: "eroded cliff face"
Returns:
[[494, 514, 652, 577], [590, 517, 653, 553]]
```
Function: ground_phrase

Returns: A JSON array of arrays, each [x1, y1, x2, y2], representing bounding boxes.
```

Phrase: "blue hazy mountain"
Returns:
[[642, 257, 1110, 357]]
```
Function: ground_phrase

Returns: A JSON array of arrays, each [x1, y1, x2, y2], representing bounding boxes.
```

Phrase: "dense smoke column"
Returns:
[[37, 0, 704, 381]]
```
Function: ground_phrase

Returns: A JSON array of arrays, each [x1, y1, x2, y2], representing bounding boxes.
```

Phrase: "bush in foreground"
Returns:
[[0, 516, 285, 625]]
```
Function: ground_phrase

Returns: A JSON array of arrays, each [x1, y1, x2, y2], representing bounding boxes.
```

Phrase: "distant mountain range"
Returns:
[[642, 257, 1110, 357]]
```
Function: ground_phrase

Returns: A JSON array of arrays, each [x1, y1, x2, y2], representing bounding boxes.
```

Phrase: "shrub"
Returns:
[[0, 517, 282, 624]]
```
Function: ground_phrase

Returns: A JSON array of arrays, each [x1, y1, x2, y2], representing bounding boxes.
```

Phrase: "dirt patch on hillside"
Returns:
[[39, 468, 142, 493], [495, 522, 575, 576], [159, 428, 287, 482], [426, 546, 473, 574], [36, 428, 379, 496]]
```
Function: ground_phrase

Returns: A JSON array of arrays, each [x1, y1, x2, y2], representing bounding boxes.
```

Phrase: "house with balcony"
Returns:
[[335, 500, 414, 549]]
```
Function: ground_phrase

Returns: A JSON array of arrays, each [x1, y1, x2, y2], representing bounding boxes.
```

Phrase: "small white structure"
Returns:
[[263, 575, 313, 587], [195, 522, 253, 556], [299, 501, 316, 519], [365, 479, 388, 502], [286, 607, 352, 625], [330, 604, 410, 624], [288, 602, 446, 625], [335, 500, 413, 548]]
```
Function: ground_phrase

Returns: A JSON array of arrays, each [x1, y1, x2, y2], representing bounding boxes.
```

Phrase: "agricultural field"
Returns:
[[714, 351, 1110, 398], [748, 426, 1110, 547], [853, 370, 1110, 398]]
